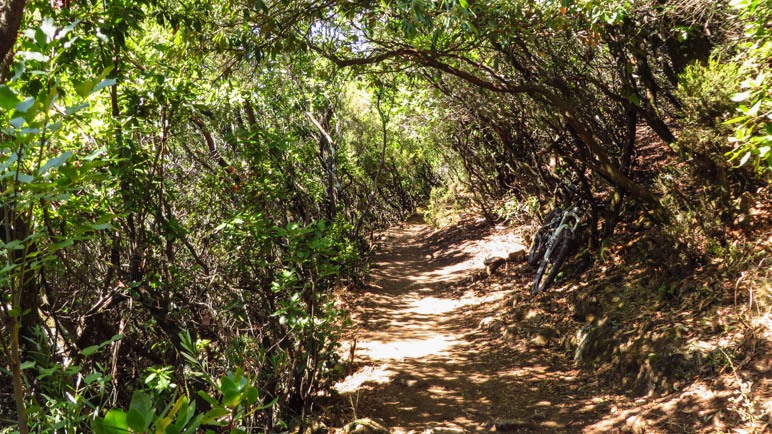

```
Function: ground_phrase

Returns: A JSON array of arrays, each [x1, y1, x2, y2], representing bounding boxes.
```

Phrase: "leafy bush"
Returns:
[[725, 0, 772, 171], [677, 59, 741, 128], [423, 182, 471, 227], [496, 195, 539, 226], [93, 368, 271, 434]]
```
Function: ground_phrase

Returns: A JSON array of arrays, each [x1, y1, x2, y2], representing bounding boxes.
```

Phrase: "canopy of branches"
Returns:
[[0, 0, 768, 432]]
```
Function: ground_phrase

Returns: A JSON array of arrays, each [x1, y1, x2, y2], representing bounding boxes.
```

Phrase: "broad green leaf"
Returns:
[[85, 148, 107, 161], [739, 151, 752, 166], [196, 390, 218, 406], [15, 173, 34, 183], [0, 264, 19, 275], [51, 239, 75, 249], [46, 121, 62, 133], [244, 386, 258, 405], [15, 97, 35, 113], [172, 400, 193, 430], [3, 240, 24, 250], [9, 117, 25, 129], [0, 153, 18, 171], [127, 408, 149, 432], [155, 395, 187, 434], [17, 51, 50, 62], [40, 18, 58, 43], [81, 345, 100, 356], [181, 414, 204, 434], [0, 85, 21, 110], [66, 102, 90, 115], [129, 390, 153, 420], [220, 375, 237, 393], [200, 406, 227, 425], [84, 372, 103, 384], [38, 151, 73, 176], [92, 78, 117, 95], [731, 91, 752, 102], [94, 409, 128, 434], [747, 100, 762, 116]]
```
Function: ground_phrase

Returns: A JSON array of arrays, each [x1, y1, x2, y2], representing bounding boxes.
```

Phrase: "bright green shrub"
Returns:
[[677, 59, 741, 128], [725, 0, 772, 172]]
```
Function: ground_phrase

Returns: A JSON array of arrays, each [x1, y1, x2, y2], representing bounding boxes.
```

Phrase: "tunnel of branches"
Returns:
[[0, 0, 768, 431]]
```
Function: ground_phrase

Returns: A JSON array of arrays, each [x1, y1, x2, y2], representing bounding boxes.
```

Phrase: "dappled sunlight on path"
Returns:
[[332, 215, 618, 432]]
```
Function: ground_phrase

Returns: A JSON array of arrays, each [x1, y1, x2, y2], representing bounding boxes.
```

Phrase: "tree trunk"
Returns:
[[0, 0, 27, 81]]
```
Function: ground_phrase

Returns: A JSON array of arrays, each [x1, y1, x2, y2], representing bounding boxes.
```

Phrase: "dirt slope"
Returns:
[[327, 213, 770, 433]]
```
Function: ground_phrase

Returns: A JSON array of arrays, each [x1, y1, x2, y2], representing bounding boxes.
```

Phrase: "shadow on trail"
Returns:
[[335, 215, 615, 432]]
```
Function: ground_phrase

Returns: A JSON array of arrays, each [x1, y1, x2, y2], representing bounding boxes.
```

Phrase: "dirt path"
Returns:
[[333, 216, 616, 433]]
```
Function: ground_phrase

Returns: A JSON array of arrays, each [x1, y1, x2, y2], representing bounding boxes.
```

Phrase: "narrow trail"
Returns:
[[334, 215, 616, 433]]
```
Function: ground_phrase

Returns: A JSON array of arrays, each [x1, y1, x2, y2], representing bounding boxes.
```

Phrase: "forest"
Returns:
[[0, 0, 769, 432]]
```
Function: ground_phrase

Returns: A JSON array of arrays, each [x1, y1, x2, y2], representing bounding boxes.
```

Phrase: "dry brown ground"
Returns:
[[323, 211, 770, 433], [326, 215, 615, 432]]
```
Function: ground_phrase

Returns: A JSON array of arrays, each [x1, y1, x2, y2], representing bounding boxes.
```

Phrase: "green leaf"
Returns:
[[94, 409, 128, 434], [20, 361, 36, 370], [40, 18, 58, 42], [739, 151, 752, 166], [15, 173, 34, 183], [17, 51, 50, 62], [81, 345, 100, 356], [156, 395, 187, 433], [459, 0, 468, 7], [9, 117, 25, 129], [84, 372, 103, 384], [0, 85, 21, 110], [196, 390, 218, 406], [39, 151, 73, 176], [15, 97, 35, 113], [0, 152, 18, 171], [181, 414, 204, 434], [172, 400, 193, 430], [220, 375, 237, 394], [129, 391, 153, 428], [92, 78, 117, 95], [200, 406, 228, 425], [731, 91, 752, 102], [66, 102, 90, 116], [747, 99, 762, 116], [3, 240, 24, 250], [127, 409, 148, 432], [85, 148, 107, 161], [51, 239, 75, 249], [244, 386, 258, 405], [724, 115, 748, 125]]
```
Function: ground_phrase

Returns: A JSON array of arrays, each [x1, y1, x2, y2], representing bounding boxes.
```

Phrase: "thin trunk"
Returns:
[[0, 0, 27, 82], [9, 318, 29, 434]]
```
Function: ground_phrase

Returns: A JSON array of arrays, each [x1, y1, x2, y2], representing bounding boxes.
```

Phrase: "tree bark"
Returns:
[[0, 0, 27, 81]]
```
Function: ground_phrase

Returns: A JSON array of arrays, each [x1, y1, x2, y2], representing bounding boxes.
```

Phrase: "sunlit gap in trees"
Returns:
[[309, 12, 373, 55]]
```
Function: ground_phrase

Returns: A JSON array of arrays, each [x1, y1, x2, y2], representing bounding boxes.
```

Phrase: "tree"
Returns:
[[0, 0, 26, 78]]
